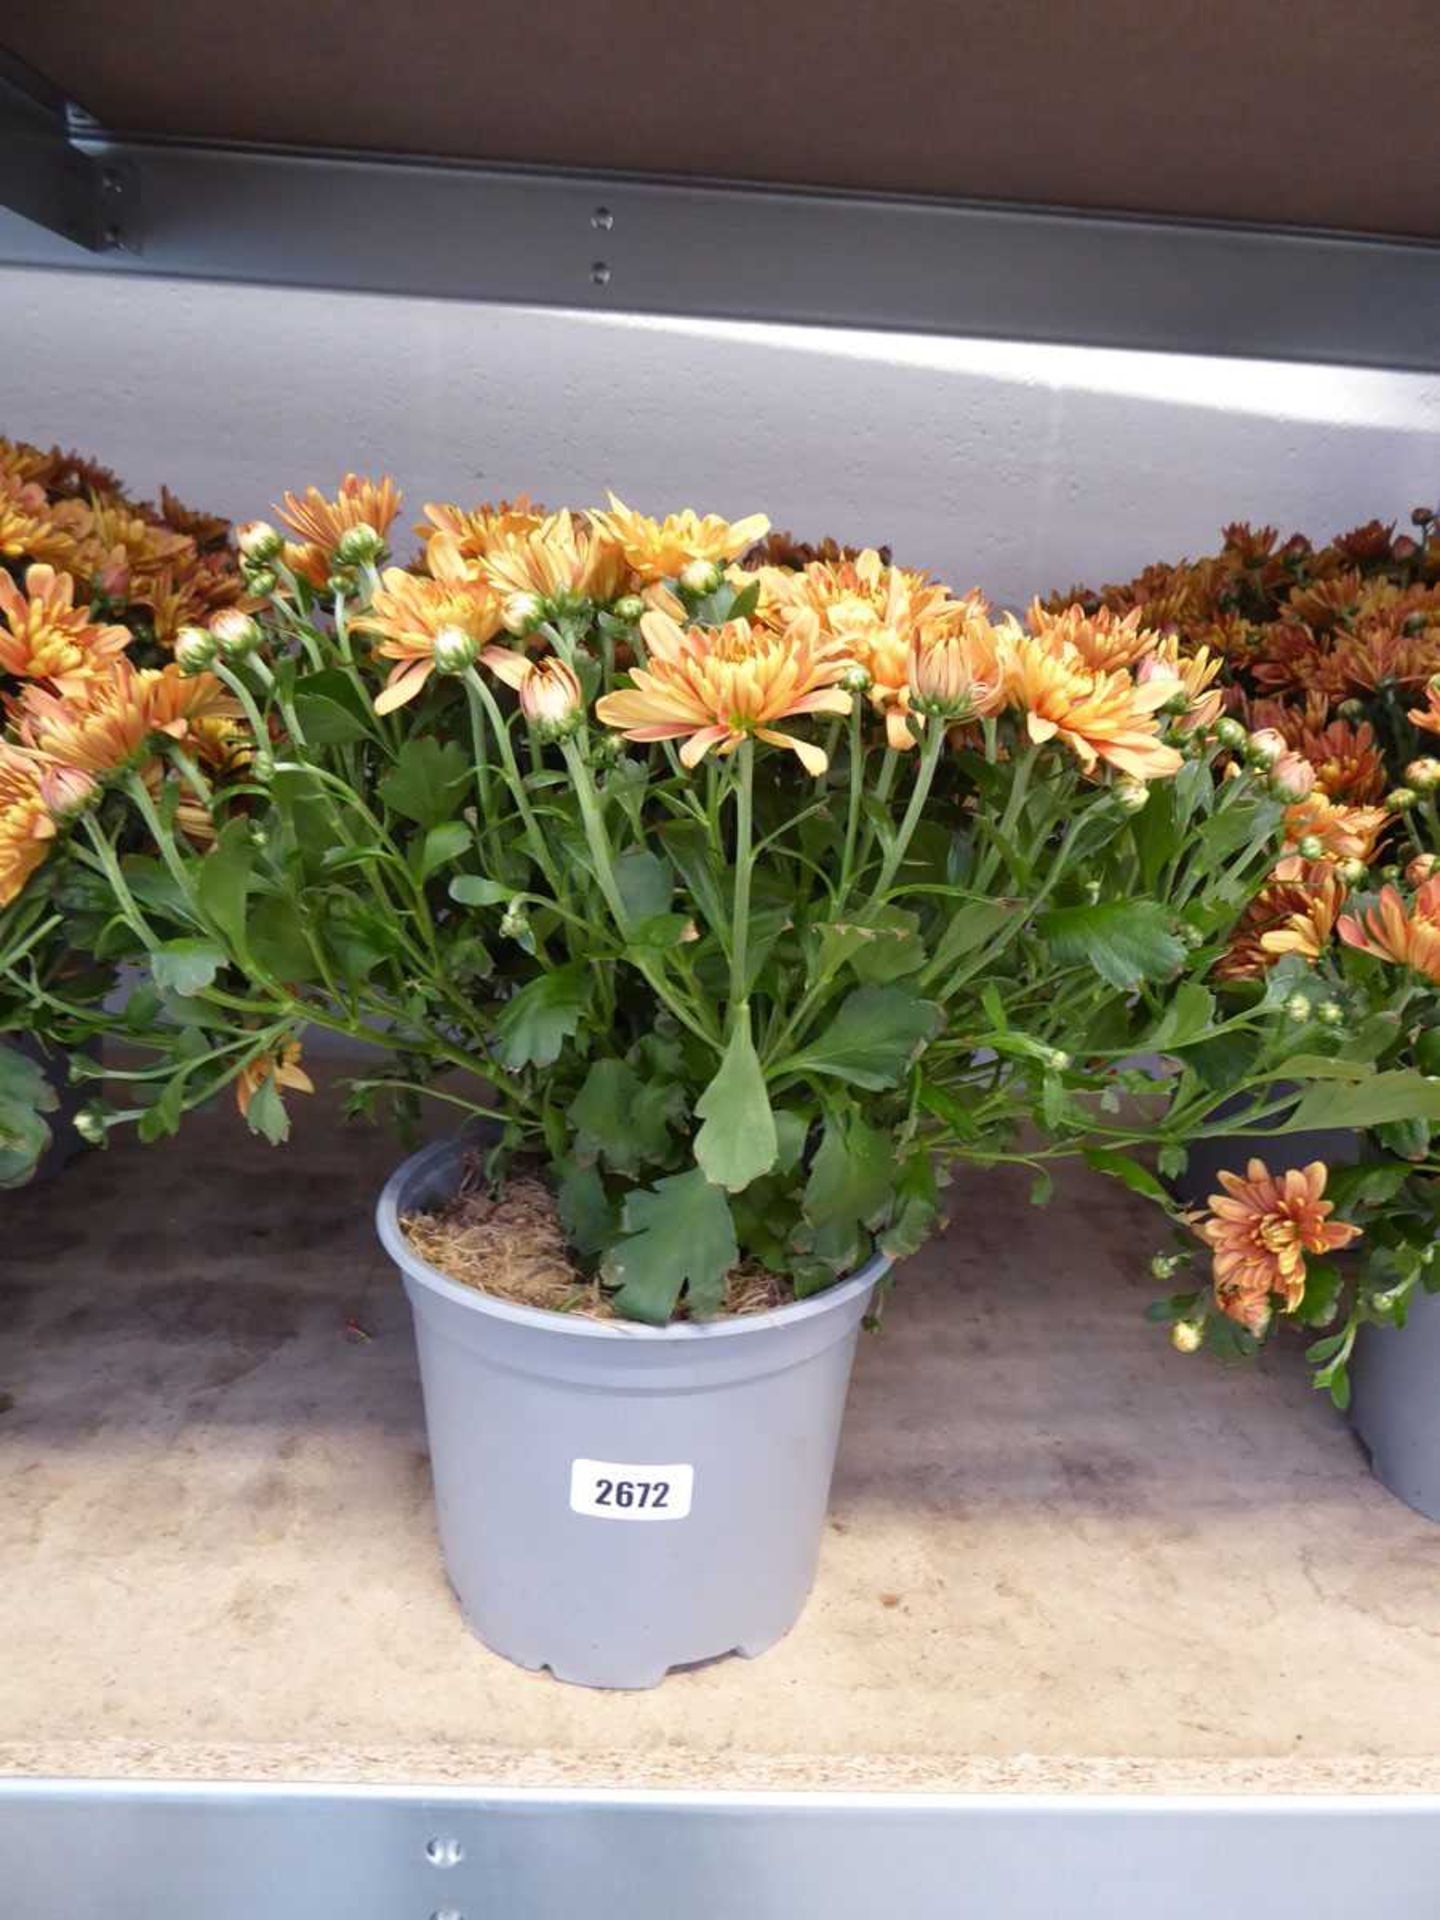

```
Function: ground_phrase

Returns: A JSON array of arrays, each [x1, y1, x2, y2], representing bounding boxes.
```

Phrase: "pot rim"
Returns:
[[376, 1136, 890, 1344]]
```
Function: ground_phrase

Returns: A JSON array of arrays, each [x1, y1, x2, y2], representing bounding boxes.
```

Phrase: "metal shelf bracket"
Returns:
[[0, 53, 133, 252]]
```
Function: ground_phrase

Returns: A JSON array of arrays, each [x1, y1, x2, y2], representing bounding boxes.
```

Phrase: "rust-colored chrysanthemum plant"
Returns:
[[0, 435, 242, 1182], [32, 474, 1410, 1320]]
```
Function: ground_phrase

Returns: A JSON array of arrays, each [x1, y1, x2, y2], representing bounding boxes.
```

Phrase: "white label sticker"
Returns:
[[569, 1459, 694, 1521]]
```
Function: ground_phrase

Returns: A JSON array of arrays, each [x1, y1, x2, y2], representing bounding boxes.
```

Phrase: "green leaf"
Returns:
[[804, 1108, 896, 1236], [292, 668, 375, 744], [492, 964, 590, 1070], [568, 1058, 683, 1174], [615, 848, 672, 923], [1040, 899, 1186, 988], [414, 821, 471, 881], [137, 1071, 186, 1144], [693, 1007, 778, 1192], [780, 985, 941, 1090], [196, 823, 254, 952], [815, 907, 926, 984], [377, 737, 469, 828], [1288, 1069, 1440, 1134], [658, 820, 729, 937], [923, 898, 1019, 981], [1083, 1146, 1172, 1205], [1324, 1161, 1412, 1210], [0, 1040, 57, 1114], [247, 895, 319, 983], [449, 874, 515, 907], [243, 1072, 292, 1145], [879, 1151, 941, 1260], [773, 1109, 809, 1173], [151, 938, 225, 998], [602, 1169, 738, 1323], [555, 1161, 617, 1258], [1145, 983, 1216, 1050], [1296, 1259, 1343, 1328]]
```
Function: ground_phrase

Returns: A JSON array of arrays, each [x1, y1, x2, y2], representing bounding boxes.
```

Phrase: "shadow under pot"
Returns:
[[376, 1135, 888, 1690]]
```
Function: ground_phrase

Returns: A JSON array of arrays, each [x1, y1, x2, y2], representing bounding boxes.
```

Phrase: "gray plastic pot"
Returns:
[[377, 1137, 887, 1690], [1351, 1287, 1440, 1522]]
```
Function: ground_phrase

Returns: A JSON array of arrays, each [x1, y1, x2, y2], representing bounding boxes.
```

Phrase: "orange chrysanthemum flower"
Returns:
[[351, 567, 502, 715], [1004, 635, 1183, 782], [1135, 637, 1225, 733], [1195, 1159, 1360, 1332], [277, 473, 403, 555], [12, 661, 238, 777], [1283, 794, 1390, 864], [0, 474, 83, 570], [236, 1040, 315, 1119], [0, 746, 93, 906], [762, 550, 957, 749], [1026, 600, 1160, 674], [592, 495, 770, 584], [1213, 856, 1346, 981], [907, 605, 1013, 726], [1409, 681, 1440, 738], [0, 562, 130, 691], [1337, 877, 1440, 984], [481, 647, 585, 732], [419, 496, 546, 561], [478, 509, 629, 606], [596, 610, 851, 774]]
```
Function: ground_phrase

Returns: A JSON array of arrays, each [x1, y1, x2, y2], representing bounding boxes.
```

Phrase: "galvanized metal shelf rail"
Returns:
[[2, 48, 1439, 370], [5, 1783, 1440, 1920]]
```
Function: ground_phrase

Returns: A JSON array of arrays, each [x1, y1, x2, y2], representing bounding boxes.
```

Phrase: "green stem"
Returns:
[[465, 670, 564, 896], [836, 703, 866, 905], [875, 723, 945, 897], [729, 740, 756, 1010]]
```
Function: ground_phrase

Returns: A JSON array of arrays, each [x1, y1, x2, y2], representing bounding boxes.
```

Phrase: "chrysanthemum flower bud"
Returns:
[[1386, 787, 1418, 811], [432, 625, 480, 676], [211, 608, 263, 662], [174, 624, 219, 674], [680, 558, 722, 595], [1246, 727, 1286, 768], [73, 1105, 111, 1148], [1178, 923, 1204, 948], [499, 900, 531, 939], [519, 658, 584, 739], [1114, 779, 1150, 813], [1045, 1047, 1072, 1071], [502, 590, 545, 636], [1413, 506, 1435, 528], [250, 748, 276, 782], [326, 571, 357, 600], [244, 565, 279, 596], [1297, 834, 1326, 860], [1213, 716, 1248, 751], [1337, 697, 1365, 720], [1270, 752, 1317, 801], [1372, 1283, 1408, 1313], [1380, 863, 1402, 883], [1406, 757, 1440, 791], [1317, 1000, 1345, 1026], [1150, 1253, 1181, 1280], [1338, 857, 1370, 886], [612, 594, 646, 624], [1407, 853, 1439, 885], [1285, 993, 1313, 1023], [236, 519, 283, 563], [335, 523, 386, 566], [840, 662, 873, 693], [1170, 1319, 1205, 1354]]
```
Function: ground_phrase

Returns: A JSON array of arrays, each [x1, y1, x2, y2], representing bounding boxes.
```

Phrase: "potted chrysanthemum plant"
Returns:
[[0, 435, 242, 1180], [39, 474, 1353, 1684], [1143, 820, 1440, 1518]]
